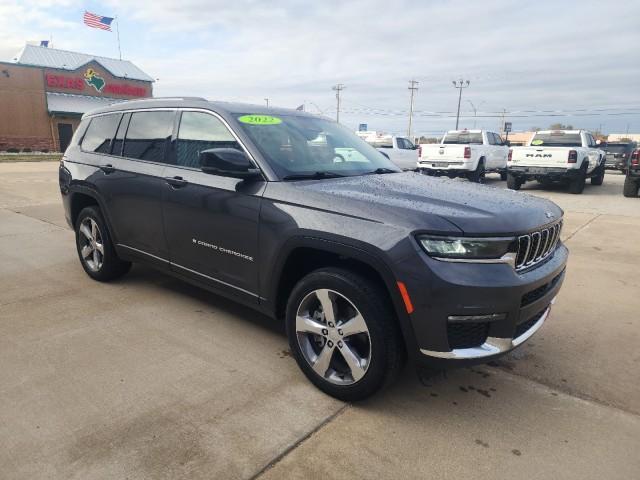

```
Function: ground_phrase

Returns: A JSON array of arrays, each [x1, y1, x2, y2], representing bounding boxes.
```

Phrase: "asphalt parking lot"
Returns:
[[1, 162, 638, 479]]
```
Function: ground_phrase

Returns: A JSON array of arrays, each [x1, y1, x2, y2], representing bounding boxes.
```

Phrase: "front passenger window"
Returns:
[[176, 112, 241, 168]]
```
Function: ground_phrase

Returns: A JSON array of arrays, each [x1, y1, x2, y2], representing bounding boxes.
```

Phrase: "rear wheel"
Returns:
[[507, 173, 522, 190], [468, 160, 485, 183], [75, 206, 131, 281], [568, 164, 587, 194], [591, 164, 605, 185], [623, 175, 639, 198], [500, 171, 508, 181], [286, 268, 405, 401]]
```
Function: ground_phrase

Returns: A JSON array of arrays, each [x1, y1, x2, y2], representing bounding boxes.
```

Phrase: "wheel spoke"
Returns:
[[296, 315, 326, 336], [95, 242, 104, 255], [339, 313, 367, 338], [93, 249, 100, 268], [312, 344, 334, 378], [315, 289, 336, 324], [79, 223, 92, 241], [80, 245, 93, 259], [90, 219, 97, 239], [337, 342, 367, 382]]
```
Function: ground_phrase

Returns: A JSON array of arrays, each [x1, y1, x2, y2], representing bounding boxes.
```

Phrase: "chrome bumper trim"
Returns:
[[420, 300, 553, 360]]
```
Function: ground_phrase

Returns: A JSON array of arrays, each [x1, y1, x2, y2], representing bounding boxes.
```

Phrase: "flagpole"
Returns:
[[115, 15, 122, 60]]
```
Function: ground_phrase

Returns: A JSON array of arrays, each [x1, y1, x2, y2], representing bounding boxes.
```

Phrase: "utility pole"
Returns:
[[407, 79, 419, 141], [264, 98, 269, 108], [467, 100, 484, 129], [332, 84, 345, 123], [452, 79, 470, 129], [500, 108, 507, 133]]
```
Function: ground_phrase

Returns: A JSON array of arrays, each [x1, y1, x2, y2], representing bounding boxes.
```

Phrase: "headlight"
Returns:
[[417, 235, 515, 261]]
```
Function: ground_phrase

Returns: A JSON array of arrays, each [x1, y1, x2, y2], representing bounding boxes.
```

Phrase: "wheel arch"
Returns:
[[268, 237, 419, 358], [68, 187, 119, 244]]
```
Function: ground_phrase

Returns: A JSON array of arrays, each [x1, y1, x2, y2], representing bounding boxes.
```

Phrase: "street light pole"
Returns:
[[332, 84, 345, 123], [264, 98, 269, 108], [407, 79, 419, 141], [452, 79, 470, 130]]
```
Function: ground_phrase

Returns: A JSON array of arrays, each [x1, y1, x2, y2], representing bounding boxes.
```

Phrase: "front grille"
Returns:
[[520, 270, 564, 307], [447, 322, 489, 349], [515, 221, 562, 271], [514, 308, 546, 338]]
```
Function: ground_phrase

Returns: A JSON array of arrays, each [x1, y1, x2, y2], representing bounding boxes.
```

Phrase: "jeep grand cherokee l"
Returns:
[[59, 98, 568, 401]]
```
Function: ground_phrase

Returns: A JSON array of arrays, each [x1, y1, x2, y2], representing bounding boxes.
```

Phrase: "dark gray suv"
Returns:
[[59, 98, 568, 401]]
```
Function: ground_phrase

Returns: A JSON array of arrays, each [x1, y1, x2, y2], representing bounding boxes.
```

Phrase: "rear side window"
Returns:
[[81, 114, 121, 153], [176, 111, 241, 168], [123, 111, 175, 163]]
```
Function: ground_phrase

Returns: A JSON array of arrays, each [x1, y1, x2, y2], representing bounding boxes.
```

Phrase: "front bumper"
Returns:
[[420, 300, 553, 359], [396, 241, 568, 367]]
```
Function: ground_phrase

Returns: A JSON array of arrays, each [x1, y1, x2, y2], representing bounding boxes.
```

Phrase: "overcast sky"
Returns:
[[2, 0, 639, 136]]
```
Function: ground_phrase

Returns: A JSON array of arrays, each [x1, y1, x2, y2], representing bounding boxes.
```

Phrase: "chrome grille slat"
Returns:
[[514, 221, 562, 271]]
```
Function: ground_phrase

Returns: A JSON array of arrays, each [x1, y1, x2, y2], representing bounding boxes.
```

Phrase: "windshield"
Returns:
[[602, 144, 632, 154], [530, 132, 582, 147], [443, 132, 483, 145], [233, 113, 401, 179]]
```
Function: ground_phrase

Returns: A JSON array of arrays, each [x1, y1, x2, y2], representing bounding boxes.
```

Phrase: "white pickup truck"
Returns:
[[358, 133, 419, 170], [417, 130, 509, 182], [507, 130, 606, 194]]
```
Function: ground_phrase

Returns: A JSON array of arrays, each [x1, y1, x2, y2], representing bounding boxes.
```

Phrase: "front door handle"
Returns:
[[165, 176, 188, 188], [100, 164, 116, 174]]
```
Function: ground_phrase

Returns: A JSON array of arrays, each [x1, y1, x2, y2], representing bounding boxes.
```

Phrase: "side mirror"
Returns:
[[199, 148, 262, 179]]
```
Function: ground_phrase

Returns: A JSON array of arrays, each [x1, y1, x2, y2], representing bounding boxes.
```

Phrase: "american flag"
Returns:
[[83, 11, 114, 31]]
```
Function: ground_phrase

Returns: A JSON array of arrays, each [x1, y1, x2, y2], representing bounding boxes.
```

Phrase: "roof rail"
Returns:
[[144, 96, 208, 101]]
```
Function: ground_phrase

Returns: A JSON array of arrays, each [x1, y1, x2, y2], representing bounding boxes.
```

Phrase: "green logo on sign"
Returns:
[[84, 68, 105, 92], [238, 115, 282, 125]]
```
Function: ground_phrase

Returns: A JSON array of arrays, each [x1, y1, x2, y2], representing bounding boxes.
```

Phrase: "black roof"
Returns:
[[85, 97, 318, 119]]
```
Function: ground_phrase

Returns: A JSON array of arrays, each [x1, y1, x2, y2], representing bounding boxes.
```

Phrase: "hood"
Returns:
[[273, 172, 563, 236]]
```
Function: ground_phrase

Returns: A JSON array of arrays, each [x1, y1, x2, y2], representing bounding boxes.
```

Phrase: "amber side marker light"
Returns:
[[397, 281, 414, 314]]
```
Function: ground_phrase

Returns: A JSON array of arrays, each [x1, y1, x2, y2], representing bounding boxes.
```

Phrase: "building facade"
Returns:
[[0, 45, 153, 152]]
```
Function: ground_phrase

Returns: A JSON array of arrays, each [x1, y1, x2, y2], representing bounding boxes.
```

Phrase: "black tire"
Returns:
[[591, 164, 605, 185], [500, 171, 508, 181], [507, 173, 522, 190], [75, 206, 131, 281], [285, 268, 405, 401], [468, 160, 485, 183], [568, 164, 587, 194], [623, 175, 640, 198]]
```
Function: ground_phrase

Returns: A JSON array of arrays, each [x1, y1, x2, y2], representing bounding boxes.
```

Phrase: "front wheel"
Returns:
[[286, 268, 405, 401], [623, 175, 639, 198], [507, 173, 522, 190]]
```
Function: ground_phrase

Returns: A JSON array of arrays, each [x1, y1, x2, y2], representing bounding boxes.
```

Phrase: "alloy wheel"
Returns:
[[79, 217, 104, 272], [295, 289, 371, 385]]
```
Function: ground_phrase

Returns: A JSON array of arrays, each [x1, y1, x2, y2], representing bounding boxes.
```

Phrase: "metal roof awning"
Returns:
[[46, 92, 127, 116]]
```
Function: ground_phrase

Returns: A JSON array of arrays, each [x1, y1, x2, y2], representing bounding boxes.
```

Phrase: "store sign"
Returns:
[[45, 65, 149, 98]]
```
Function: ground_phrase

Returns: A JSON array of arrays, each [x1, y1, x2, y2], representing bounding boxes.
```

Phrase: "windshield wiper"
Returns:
[[364, 167, 399, 175], [282, 171, 346, 181]]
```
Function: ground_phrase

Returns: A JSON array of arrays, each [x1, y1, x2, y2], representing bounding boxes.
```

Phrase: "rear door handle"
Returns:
[[100, 164, 116, 174], [165, 176, 188, 188]]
